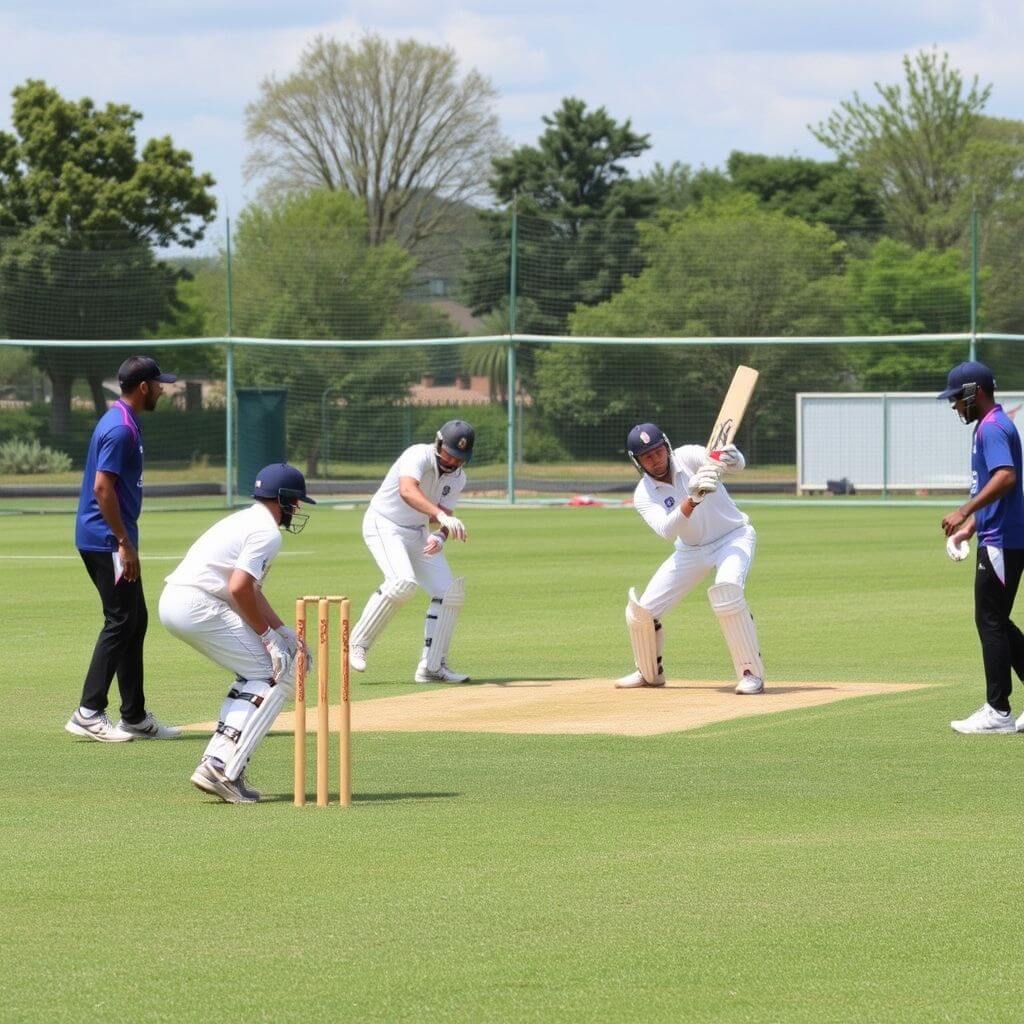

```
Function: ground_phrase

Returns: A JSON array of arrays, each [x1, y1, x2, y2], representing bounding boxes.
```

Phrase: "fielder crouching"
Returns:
[[158, 463, 315, 804], [349, 420, 474, 683], [617, 423, 765, 695]]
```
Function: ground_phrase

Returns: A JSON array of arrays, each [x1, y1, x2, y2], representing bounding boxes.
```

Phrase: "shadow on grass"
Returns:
[[261, 791, 461, 805]]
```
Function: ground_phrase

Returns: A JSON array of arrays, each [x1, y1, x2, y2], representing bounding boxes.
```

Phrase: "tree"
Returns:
[[463, 97, 656, 335], [811, 48, 991, 249], [725, 152, 884, 237], [531, 196, 848, 460], [223, 189, 445, 474], [244, 34, 502, 252], [0, 79, 216, 433]]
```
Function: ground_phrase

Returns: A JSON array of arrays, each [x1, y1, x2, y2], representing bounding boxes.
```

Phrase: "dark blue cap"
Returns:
[[937, 361, 996, 400], [626, 423, 668, 459], [251, 463, 316, 504], [118, 355, 177, 391], [437, 420, 475, 462]]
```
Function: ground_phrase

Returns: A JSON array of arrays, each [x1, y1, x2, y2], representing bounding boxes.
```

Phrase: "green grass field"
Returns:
[[1, 504, 1018, 1023]]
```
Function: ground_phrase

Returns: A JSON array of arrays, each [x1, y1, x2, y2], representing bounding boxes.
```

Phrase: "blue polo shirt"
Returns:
[[971, 405, 1024, 548], [75, 400, 145, 551]]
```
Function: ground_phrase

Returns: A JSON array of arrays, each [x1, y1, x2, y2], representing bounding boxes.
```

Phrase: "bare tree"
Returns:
[[245, 34, 504, 251]]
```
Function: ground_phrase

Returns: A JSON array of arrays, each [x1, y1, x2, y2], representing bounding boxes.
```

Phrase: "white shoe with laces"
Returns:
[[117, 712, 182, 739], [65, 709, 134, 742], [951, 704, 1016, 734], [414, 659, 470, 683], [615, 669, 665, 689], [735, 673, 765, 695]]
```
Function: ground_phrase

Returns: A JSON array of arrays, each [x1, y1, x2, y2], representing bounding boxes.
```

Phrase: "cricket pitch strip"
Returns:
[[188, 678, 930, 737]]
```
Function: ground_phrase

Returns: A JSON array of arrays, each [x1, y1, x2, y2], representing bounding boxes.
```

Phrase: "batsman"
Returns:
[[616, 423, 765, 694]]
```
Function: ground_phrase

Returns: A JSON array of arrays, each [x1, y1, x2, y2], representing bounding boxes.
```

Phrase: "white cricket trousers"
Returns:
[[362, 508, 453, 598], [158, 583, 274, 680], [639, 523, 757, 618]]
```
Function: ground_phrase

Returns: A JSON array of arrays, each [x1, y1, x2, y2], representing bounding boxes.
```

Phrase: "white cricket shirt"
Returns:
[[164, 502, 282, 600], [633, 445, 749, 548], [368, 443, 466, 528]]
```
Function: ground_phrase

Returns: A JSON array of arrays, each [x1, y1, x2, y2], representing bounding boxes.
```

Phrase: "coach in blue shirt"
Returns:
[[66, 356, 182, 743], [940, 361, 1024, 734]]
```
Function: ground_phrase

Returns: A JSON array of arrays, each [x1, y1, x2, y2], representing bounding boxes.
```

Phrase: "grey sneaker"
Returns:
[[117, 712, 182, 739], [65, 709, 134, 743], [190, 759, 258, 804], [234, 769, 261, 802]]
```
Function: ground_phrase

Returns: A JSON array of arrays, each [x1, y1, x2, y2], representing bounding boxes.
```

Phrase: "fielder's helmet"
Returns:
[[436, 419, 475, 463], [626, 422, 671, 474]]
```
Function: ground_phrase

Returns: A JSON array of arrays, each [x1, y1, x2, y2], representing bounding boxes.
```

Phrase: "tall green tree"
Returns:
[[811, 48, 991, 249], [0, 79, 216, 432], [532, 196, 847, 460], [224, 189, 447, 474], [462, 97, 656, 335]]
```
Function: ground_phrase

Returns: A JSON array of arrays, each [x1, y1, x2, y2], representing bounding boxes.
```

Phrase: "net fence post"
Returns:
[[225, 217, 235, 508], [507, 200, 518, 504], [970, 205, 978, 362]]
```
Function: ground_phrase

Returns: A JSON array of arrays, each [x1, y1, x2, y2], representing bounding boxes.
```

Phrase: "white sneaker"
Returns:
[[950, 704, 1016, 734], [1017, 711, 1024, 733], [190, 759, 259, 804], [414, 659, 470, 683], [735, 673, 765, 695], [350, 645, 367, 672], [615, 669, 665, 689], [65, 709, 134, 742], [117, 712, 182, 739]]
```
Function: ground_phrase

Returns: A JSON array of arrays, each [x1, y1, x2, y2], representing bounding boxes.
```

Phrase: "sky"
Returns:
[[2, 0, 1023, 248]]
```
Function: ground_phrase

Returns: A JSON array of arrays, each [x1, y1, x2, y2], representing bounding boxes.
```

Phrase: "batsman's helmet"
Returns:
[[626, 422, 671, 474], [436, 419, 475, 463], [252, 463, 315, 533]]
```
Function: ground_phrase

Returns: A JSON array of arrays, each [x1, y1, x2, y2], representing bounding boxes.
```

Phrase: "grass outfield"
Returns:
[[0, 504, 1017, 1023]]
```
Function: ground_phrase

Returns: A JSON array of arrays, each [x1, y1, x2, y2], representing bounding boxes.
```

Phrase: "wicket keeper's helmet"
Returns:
[[626, 422, 671, 474], [252, 463, 315, 533], [436, 419, 475, 463]]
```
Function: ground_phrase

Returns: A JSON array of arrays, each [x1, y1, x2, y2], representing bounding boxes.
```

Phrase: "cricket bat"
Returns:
[[706, 365, 759, 455], [700, 365, 759, 493]]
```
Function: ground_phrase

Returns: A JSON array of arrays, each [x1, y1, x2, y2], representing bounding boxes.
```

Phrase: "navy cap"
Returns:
[[118, 355, 177, 391], [626, 423, 668, 459], [252, 463, 316, 504], [937, 361, 996, 400]]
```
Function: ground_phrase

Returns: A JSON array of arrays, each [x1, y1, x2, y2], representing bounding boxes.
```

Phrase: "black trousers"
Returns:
[[975, 545, 1024, 712], [79, 549, 148, 723]]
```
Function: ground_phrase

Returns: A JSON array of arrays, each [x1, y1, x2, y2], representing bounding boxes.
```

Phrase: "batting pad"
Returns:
[[425, 576, 465, 672], [707, 582, 764, 681], [351, 576, 417, 650], [626, 588, 660, 684]]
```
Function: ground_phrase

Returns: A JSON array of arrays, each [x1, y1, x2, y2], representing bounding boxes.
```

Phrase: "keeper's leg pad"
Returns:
[[425, 576, 465, 672], [707, 582, 764, 681], [626, 587, 660, 684], [211, 674, 293, 781], [351, 576, 417, 650]]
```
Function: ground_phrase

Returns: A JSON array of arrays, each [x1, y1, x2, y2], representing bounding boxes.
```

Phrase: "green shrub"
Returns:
[[0, 438, 73, 474]]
